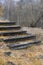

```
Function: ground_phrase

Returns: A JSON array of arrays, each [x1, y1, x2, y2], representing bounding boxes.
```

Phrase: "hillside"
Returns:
[[0, 27, 43, 65]]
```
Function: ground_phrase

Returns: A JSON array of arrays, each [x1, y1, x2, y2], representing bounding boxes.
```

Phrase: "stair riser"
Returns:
[[0, 27, 21, 30], [0, 31, 26, 36], [0, 22, 16, 26]]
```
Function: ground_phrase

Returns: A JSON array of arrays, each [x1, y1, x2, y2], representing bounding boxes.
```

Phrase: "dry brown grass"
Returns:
[[0, 44, 43, 65], [0, 27, 43, 65], [22, 27, 43, 41]]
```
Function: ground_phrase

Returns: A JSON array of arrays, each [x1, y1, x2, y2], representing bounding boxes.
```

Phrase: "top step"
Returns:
[[0, 22, 16, 26]]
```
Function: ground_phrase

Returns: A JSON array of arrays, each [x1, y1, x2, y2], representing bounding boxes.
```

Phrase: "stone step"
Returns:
[[7, 40, 41, 50], [0, 22, 16, 26], [3, 35, 36, 43], [0, 30, 27, 36], [0, 34, 30, 39], [0, 25, 21, 30], [0, 29, 22, 32]]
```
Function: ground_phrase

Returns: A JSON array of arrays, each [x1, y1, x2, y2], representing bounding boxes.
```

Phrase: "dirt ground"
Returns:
[[0, 27, 43, 65], [22, 27, 43, 41]]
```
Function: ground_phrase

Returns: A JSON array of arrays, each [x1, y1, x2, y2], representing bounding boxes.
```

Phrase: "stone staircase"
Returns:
[[0, 22, 41, 50]]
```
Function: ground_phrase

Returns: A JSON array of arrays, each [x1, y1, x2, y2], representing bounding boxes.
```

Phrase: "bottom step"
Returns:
[[7, 40, 41, 50]]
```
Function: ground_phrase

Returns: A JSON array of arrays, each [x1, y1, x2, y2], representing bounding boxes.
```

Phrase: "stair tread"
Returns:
[[0, 30, 26, 34], [0, 34, 31, 39], [7, 40, 35, 44], [3, 35, 35, 39], [0, 21, 16, 24], [0, 25, 21, 28], [0, 29, 23, 32], [2, 35, 35, 43], [0, 25, 21, 30], [8, 40, 41, 45], [0, 34, 30, 38]]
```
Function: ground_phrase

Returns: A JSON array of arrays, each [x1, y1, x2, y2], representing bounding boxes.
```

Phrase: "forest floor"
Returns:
[[0, 27, 43, 65], [22, 27, 43, 41]]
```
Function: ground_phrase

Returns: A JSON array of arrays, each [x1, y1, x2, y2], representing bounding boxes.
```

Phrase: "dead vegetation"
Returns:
[[0, 27, 43, 65], [0, 44, 43, 65], [22, 27, 43, 41]]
